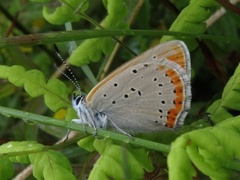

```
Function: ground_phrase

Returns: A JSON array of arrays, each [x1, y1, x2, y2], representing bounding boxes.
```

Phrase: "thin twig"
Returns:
[[206, 0, 240, 28]]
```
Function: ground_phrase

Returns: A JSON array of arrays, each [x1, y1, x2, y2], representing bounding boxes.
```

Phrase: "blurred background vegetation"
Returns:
[[0, 0, 240, 178]]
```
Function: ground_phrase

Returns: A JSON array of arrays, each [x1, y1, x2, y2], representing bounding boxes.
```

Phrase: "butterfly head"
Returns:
[[72, 91, 86, 111]]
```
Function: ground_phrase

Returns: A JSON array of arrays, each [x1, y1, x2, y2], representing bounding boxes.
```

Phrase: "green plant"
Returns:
[[0, 0, 240, 179]]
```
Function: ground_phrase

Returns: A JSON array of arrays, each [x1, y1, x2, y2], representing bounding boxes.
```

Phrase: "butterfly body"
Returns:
[[72, 40, 191, 135]]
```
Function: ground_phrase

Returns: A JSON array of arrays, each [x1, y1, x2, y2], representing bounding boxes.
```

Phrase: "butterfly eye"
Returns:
[[76, 95, 85, 105], [72, 92, 85, 105], [75, 96, 81, 105]]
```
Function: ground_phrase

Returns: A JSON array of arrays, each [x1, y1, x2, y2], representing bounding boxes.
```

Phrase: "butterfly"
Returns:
[[71, 40, 191, 136]]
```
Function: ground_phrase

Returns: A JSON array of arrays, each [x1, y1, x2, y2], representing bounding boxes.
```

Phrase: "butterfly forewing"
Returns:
[[86, 40, 191, 133]]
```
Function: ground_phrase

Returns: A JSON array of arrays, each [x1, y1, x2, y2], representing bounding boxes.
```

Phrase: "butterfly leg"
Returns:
[[108, 120, 133, 140], [72, 118, 88, 132], [75, 105, 88, 132], [95, 111, 108, 129], [62, 118, 87, 142], [82, 107, 98, 136], [65, 106, 95, 139]]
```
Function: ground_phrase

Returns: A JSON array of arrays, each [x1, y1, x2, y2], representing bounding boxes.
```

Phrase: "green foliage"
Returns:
[[77, 136, 96, 152], [0, 65, 71, 112], [37, 0, 130, 66], [70, 0, 129, 66], [42, 0, 89, 24], [0, 141, 75, 180], [0, 157, 14, 180], [207, 64, 240, 123], [169, 124, 240, 179], [1, 0, 240, 179], [31, 0, 51, 2], [31, 150, 75, 180], [89, 139, 153, 180], [168, 64, 240, 179], [161, 0, 218, 50]]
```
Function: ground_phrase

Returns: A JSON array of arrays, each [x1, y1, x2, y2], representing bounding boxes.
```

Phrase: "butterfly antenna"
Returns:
[[54, 44, 82, 94]]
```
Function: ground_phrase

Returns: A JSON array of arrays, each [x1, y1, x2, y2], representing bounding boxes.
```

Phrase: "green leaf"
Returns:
[[70, 0, 129, 66], [0, 65, 71, 112], [87, 139, 153, 180], [43, 0, 89, 24], [169, 63, 240, 179], [30, 150, 75, 180], [186, 141, 229, 179], [77, 136, 96, 152], [70, 37, 114, 65], [207, 63, 240, 124], [161, 0, 218, 50], [207, 100, 233, 123], [45, 78, 70, 111], [31, 0, 51, 2], [168, 123, 240, 179], [0, 141, 44, 163], [1, 65, 26, 86], [0, 157, 14, 180], [23, 70, 47, 97], [168, 134, 197, 180], [221, 64, 240, 110], [128, 147, 153, 172], [93, 138, 113, 155], [89, 144, 146, 180], [0, 140, 76, 179]]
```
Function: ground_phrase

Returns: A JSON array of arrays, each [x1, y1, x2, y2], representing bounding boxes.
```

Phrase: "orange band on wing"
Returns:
[[167, 51, 185, 69], [158, 43, 186, 70], [165, 69, 184, 128]]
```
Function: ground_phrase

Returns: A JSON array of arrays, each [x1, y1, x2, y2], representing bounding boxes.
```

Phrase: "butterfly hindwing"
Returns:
[[86, 41, 191, 132]]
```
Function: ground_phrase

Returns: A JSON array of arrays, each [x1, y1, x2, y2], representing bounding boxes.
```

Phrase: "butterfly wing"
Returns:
[[86, 40, 191, 133]]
